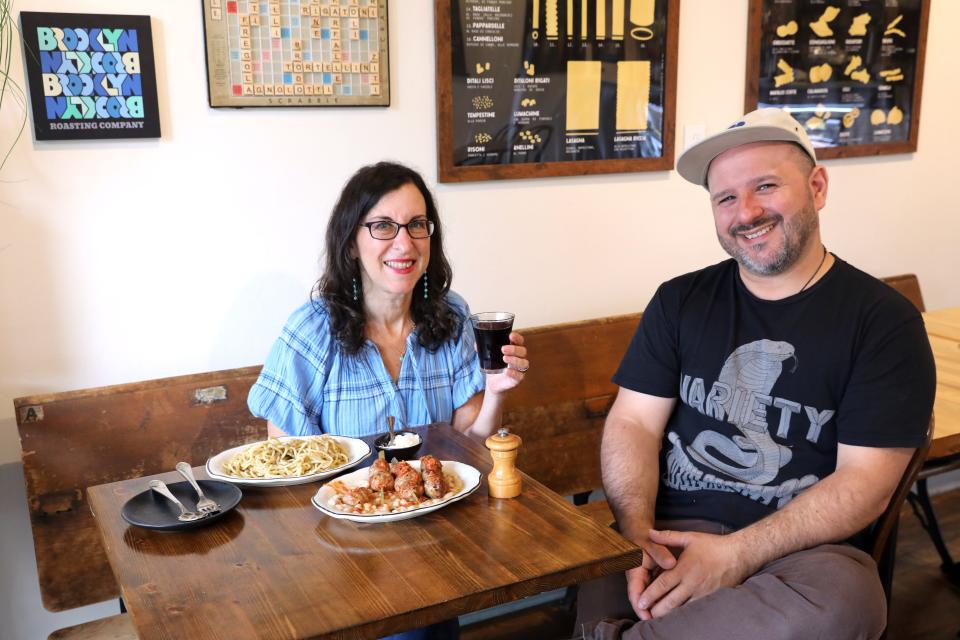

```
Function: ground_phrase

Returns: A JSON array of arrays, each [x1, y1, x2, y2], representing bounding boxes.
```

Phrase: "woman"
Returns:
[[248, 160, 528, 441], [249, 163, 527, 639]]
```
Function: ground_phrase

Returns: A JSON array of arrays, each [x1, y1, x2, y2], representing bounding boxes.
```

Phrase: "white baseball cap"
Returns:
[[676, 108, 817, 188]]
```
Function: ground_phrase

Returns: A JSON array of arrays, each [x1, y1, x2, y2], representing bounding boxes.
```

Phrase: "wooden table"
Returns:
[[88, 425, 642, 640], [925, 308, 960, 459], [924, 307, 960, 343], [917, 309, 960, 586]]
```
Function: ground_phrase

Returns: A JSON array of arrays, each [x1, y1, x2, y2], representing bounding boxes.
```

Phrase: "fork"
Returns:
[[175, 462, 220, 514], [149, 479, 204, 522]]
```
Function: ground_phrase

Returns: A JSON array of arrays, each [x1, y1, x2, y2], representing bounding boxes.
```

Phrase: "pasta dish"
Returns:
[[223, 436, 349, 479]]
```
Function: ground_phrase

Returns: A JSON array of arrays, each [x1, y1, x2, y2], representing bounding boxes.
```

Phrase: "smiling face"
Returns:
[[707, 141, 826, 277], [352, 182, 431, 302]]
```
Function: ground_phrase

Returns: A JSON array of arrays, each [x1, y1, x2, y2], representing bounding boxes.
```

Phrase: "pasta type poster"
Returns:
[[437, 0, 678, 182], [747, 0, 928, 158]]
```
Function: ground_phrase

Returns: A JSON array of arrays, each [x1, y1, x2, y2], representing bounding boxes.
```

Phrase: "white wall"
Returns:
[[2, 0, 959, 466]]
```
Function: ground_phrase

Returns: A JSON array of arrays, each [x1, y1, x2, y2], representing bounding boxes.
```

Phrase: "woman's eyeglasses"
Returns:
[[360, 219, 435, 240]]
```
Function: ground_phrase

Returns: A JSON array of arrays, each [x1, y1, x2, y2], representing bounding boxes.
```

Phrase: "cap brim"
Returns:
[[676, 125, 809, 187]]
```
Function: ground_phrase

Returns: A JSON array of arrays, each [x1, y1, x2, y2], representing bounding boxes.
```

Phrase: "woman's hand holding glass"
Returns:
[[484, 332, 528, 395]]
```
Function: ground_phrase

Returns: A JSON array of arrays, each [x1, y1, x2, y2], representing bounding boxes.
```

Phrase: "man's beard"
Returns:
[[717, 199, 819, 276]]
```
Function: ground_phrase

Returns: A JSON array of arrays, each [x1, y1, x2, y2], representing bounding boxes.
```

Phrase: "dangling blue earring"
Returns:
[[423, 272, 429, 299], [352, 277, 358, 302]]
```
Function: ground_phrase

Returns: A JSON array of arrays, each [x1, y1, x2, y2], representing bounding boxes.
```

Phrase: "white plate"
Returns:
[[205, 435, 371, 487], [312, 460, 482, 523]]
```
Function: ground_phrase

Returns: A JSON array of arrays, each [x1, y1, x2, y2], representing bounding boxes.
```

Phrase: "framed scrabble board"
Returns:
[[201, 0, 389, 107]]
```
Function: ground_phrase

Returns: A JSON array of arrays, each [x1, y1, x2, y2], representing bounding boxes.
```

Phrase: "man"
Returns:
[[575, 108, 935, 639]]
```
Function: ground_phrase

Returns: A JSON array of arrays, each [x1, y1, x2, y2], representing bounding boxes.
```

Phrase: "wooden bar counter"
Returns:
[[88, 424, 642, 640]]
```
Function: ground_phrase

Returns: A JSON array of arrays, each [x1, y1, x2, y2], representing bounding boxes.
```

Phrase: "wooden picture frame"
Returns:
[[201, 0, 389, 107], [745, 0, 929, 160], [435, 0, 679, 183]]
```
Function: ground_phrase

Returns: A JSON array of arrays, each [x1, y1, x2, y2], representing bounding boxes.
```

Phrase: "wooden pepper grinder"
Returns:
[[485, 427, 522, 498]]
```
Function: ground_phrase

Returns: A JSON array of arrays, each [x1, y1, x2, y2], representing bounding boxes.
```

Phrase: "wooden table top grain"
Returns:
[[88, 424, 642, 640], [924, 308, 960, 343], [928, 323, 960, 459]]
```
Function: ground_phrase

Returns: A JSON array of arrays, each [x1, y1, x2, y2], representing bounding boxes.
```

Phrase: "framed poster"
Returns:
[[201, 0, 389, 107], [745, 0, 929, 159], [436, 0, 679, 182], [19, 12, 161, 140]]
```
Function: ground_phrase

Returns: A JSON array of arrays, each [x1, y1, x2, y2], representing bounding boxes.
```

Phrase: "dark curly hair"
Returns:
[[314, 162, 459, 355]]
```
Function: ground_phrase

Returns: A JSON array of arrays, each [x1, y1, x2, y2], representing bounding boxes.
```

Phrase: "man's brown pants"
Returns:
[[574, 519, 887, 640]]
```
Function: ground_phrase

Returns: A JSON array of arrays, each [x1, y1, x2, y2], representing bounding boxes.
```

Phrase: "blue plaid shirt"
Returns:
[[248, 291, 485, 437]]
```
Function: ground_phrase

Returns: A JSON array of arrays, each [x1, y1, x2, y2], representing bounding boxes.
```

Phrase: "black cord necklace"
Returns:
[[799, 245, 829, 293]]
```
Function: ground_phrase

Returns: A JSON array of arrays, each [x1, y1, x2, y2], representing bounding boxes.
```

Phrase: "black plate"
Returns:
[[121, 480, 242, 531]]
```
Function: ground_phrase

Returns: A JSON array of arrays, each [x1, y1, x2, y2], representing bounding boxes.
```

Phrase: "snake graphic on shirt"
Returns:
[[665, 339, 823, 508]]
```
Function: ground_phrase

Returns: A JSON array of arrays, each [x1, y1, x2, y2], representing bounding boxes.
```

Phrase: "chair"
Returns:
[[880, 274, 960, 586], [865, 418, 933, 613], [880, 273, 925, 312]]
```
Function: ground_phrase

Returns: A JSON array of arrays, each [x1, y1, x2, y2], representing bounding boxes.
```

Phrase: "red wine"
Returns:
[[471, 315, 514, 373]]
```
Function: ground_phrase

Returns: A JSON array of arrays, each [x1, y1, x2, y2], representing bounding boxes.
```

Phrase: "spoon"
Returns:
[[386, 415, 396, 447]]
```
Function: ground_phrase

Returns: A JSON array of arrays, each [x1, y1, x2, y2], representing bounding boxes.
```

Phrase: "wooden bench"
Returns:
[[15, 314, 640, 639], [16, 367, 267, 639], [501, 313, 641, 503]]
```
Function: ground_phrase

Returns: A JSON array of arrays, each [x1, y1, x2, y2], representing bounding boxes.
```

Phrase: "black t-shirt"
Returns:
[[614, 257, 935, 530]]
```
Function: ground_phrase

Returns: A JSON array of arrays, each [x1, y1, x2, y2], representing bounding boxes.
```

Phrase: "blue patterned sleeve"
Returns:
[[447, 292, 486, 409], [247, 302, 328, 436]]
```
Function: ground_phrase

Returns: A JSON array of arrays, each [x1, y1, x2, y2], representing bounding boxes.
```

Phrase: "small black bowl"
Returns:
[[373, 430, 423, 461]]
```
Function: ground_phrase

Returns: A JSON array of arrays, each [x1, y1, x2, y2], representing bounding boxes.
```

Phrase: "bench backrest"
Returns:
[[14, 312, 642, 612], [15, 367, 265, 611], [502, 313, 641, 497], [880, 273, 926, 312]]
